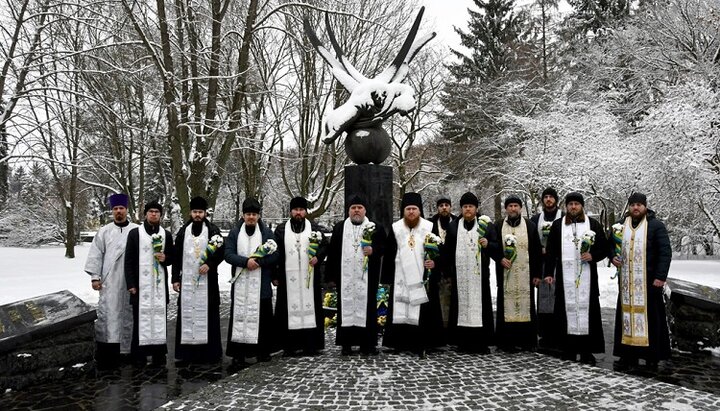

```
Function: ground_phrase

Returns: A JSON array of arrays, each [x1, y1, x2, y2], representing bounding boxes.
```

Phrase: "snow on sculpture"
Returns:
[[303, 7, 435, 164]]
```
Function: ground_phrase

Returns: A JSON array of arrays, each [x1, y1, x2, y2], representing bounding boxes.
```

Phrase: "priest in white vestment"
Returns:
[[544, 192, 608, 365], [224, 198, 279, 366], [442, 192, 497, 353], [381, 192, 444, 358], [326, 195, 386, 355], [273, 196, 329, 356], [125, 200, 175, 366], [171, 196, 224, 364], [85, 193, 138, 369]]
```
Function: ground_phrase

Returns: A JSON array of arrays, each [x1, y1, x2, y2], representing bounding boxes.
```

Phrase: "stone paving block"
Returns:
[[160, 328, 720, 410]]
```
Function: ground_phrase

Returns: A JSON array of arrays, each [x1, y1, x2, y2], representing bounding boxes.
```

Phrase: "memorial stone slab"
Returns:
[[0, 290, 97, 390], [667, 278, 720, 352]]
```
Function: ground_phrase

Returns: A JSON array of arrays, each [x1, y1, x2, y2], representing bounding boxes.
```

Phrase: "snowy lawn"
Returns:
[[0, 245, 717, 307], [0, 244, 233, 305]]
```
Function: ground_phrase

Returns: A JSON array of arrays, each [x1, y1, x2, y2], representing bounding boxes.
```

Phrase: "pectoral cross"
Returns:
[[408, 232, 416, 250], [571, 223, 580, 250]]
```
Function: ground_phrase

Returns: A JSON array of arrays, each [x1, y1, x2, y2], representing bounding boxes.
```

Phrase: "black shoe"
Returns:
[[580, 353, 596, 365], [341, 346, 353, 356], [360, 346, 379, 355], [302, 349, 320, 356], [230, 357, 248, 369], [644, 359, 658, 368], [258, 354, 272, 362], [617, 356, 639, 366], [283, 350, 300, 357], [150, 354, 166, 367]]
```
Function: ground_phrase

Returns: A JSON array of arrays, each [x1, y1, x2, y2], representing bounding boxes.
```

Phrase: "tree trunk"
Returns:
[[65, 202, 76, 258], [0, 124, 7, 206]]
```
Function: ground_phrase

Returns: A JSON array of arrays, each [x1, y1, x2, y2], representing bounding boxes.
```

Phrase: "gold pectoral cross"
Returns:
[[408, 233, 416, 250]]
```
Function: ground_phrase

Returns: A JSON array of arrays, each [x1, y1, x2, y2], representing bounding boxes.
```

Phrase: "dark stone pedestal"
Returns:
[[667, 278, 720, 352], [0, 290, 97, 390], [344, 164, 393, 233]]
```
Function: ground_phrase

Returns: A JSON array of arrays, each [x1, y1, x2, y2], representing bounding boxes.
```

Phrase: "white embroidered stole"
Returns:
[[137, 228, 167, 346], [560, 219, 591, 335], [284, 219, 316, 330], [231, 223, 263, 343], [502, 218, 531, 322], [340, 217, 370, 328], [455, 219, 483, 327], [537, 209, 562, 248], [620, 217, 650, 347], [391, 218, 432, 326], [180, 224, 209, 344]]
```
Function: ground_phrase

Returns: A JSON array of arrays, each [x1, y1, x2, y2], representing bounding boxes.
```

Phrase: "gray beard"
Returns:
[[350, 215, 364, 225]]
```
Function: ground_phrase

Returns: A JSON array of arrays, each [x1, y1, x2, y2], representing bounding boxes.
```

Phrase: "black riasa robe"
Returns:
[[491, 217, 542, 350], [442, 218, 496, 351], [224, 220, 279, 360], [381, 221, 444, 352], [544, 217, 608, 355], [171, 219, 224, 363], [613, 211, 672, 362], [273, 219, 329, 353], [325, 220, 386, 349], [125, 221, 174, 360]]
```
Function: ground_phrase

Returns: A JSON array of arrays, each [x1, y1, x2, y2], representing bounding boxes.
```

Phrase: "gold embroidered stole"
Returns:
[[620, 216, 650, 347], [502, 218, 531, 322]]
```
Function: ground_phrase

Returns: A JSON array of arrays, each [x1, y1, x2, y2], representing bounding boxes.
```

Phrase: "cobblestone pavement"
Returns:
[[161, 327, 720, 410], [5, 292, 720, 410]]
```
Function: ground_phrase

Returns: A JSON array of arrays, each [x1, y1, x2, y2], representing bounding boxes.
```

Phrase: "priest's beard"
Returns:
[[290, 216, 305, 232], [350, 214, 364, 225], [632, 210, 647, 226], [404, 216, 419, 228]]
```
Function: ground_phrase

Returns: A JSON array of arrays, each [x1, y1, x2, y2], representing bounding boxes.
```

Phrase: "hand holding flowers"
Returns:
[[195, 234, 224, 286], [230, 239, 278, 284], [576, 230, 596, 288], [150, 233, 164, 287], [361, 222, 376, 278], [423, 233, 443, 287], [307, 231, 323, 288]]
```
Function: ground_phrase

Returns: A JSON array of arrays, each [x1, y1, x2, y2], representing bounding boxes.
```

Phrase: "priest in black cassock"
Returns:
[[125, 200, 175, 366], [326, 195, 386, 355], [273, 196, 329, 356], [224, 198, 279, 366], [442, 192, 497, 353], [171, 196, 224, 364], [492, 195, 542, 352], [530, 187, 563, 348], [611, 193, 672, 367], [544, 192, 608, 365], [381, 192, 444, 358], [430, 196, 456, 244]]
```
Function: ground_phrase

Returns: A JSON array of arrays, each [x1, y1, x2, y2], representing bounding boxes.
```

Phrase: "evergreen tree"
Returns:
[[440, 0, 536, 218]]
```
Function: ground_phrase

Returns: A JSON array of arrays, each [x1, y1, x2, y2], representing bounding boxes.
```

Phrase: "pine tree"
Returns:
[[439, 0, 536, 218]]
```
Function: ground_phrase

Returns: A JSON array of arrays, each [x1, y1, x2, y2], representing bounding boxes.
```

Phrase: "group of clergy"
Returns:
[[84, 186, 671, 369], [425, 188, 672, 366]]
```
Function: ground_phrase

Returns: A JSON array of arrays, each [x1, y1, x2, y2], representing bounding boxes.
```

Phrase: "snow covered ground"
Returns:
[[0, 245, 718, 307]]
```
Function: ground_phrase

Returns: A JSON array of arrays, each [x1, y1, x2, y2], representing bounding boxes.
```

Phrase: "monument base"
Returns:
[[344, 164, 393, 233], [0, 291, 97, 390], [667, 278, 720, 352]]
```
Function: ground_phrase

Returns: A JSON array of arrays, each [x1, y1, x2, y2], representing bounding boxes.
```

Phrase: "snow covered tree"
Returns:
[[440, 0, 537, 220]]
